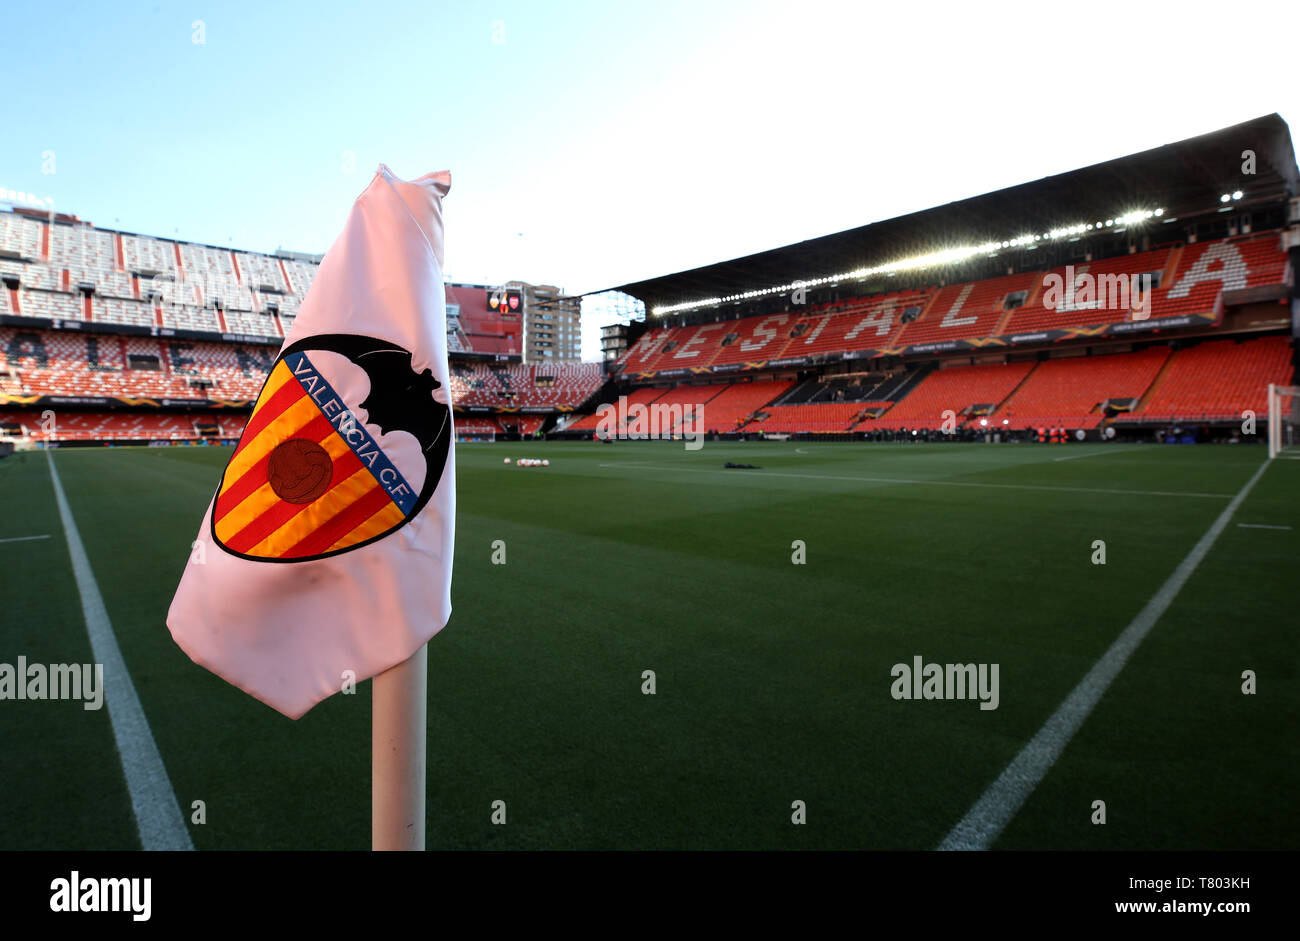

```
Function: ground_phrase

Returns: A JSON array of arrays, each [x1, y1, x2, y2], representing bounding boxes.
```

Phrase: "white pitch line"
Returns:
[[937, 458, 1271, 851], [46, 452, 194, 851], [597, 462, 1233, 500], [0, 534, 51, 544], [1237, 523, 1291, 530]]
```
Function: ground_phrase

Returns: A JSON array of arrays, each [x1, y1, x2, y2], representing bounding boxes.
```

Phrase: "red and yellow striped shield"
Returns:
[[212, 352, 414, 562]]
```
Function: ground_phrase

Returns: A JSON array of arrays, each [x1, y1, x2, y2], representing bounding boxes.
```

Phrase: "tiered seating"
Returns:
[[867, 361, 1036, 430], [49, 226, 133, 297], [223, 310, 281, 337], [0, 410, 230, 441], [610, 382, 719, 433], [161, 304, 221, 332], [121, 234, 178, 276], [893, 272, 1041, 346], [567, 386, 666, 431], [456, 416, 502, 435], [1148, 233, 1290, 319], [0, 213, 42, 259], [17, 289, 83, 321], [991, 347, 1170, 429], [95, 297, 155, 328], [151, 273, 203, 307], [617, 326, 675, 373], [496, 415, 546, 435], [1, 328, 275, 400], [448, 362, 603, 409], [49, 224, 115, 271], [745, 401, 886, 433], [165, 339, 271, 399], [179, 243, 247, 309], [629, 290, 934, 375], [529, 362, 604, 407], [282, 259, 316, 295], [1127, 336, 1294, 422], [697, 379, 792, 432], [4, 260, 59, 290], [616, 234, 1287, 376], [2, 211, 322, 351], [4, 330, 135, 397], [704, 314, 798, 368], [234, 251, 290, 293], [1004, 246, 1173, 333], [271, 290, 301, 322]]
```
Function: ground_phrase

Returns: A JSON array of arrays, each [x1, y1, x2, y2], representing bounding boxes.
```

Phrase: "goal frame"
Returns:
[[1267, 383, 1300, 459]]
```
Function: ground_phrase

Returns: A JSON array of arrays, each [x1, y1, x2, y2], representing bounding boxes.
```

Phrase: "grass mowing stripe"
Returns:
[[936, 457, 1272, 852], [46, 452, 194, 852], [598, 462, 1234, 499], [1052, 450, 1120, 462]]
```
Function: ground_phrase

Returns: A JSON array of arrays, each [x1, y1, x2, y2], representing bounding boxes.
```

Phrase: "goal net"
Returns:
[[1268, 384, 1300, 459]]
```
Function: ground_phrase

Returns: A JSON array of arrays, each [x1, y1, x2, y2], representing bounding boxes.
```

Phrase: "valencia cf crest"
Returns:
[[211, 334, 452, 563]]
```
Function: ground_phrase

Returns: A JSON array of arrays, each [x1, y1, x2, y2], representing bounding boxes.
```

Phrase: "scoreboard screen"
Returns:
[[488, 289, 521, 313]]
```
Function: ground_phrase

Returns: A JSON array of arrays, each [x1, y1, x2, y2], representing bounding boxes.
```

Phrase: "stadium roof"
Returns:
[[597, 113, 1298, 314]]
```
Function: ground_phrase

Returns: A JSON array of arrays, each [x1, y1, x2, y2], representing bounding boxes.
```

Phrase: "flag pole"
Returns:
[[372, 643, 427, 850]]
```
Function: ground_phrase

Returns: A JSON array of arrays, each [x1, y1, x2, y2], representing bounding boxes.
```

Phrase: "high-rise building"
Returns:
[[509, 281, 582, 362]]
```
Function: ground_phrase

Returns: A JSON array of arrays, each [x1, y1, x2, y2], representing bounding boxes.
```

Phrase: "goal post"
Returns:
[[1268, 383, 1300, 459]]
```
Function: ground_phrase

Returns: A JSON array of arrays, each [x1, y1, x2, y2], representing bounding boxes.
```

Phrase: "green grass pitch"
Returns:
[[0, 440, 1296, 849]]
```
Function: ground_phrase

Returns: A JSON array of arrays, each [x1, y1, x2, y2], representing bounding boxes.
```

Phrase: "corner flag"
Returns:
[[167, 166, 456, 720]]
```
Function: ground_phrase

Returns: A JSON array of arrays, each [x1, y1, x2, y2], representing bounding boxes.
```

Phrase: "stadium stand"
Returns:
[[864, 361, 1036, 431], [454, 416, 503, 436], [448, 362, 602, 409], [745, 401, 890, 433], [1002, 247, 1173, 332], [234, 251, 290, 293], [1, 328, 273, 400], [568, 385, 666, 432], [698, 379, 794, 432], [1149, 232, 1290, 319], [497, 415, 546, 436], [0, 409, 245, 442], [5, 117, 1296, 446], [1125, 336, 1294, 423], [990, 347, 1171, 429], [612, 231, 1291, 382]]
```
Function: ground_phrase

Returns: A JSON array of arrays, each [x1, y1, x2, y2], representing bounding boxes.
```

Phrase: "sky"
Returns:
[[2, 0, 1298, 360]]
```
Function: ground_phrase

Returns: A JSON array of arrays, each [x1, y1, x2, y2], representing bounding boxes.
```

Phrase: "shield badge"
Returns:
[[211, 333, 452, 563]]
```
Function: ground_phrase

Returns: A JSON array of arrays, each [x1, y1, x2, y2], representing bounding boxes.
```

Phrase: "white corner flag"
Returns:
[[167, 166, 456, 722]]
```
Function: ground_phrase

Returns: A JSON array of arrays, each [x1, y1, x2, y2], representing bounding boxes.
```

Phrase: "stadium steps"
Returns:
[[1134, 348, 1179, 412], [1163, 244, 1187, 285], [990, 275, 1044, 336], [990, 268, 1051, 337], [772, 378, 820, 406], [985, 360, 1041, 420], [874, 364, 934, 409]]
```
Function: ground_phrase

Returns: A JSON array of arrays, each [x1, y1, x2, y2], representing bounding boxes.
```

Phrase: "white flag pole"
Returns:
[[372, 643, 427, 850]]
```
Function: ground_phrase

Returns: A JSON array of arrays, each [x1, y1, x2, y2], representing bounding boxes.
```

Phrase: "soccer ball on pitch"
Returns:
[[504, 458, 511, 464], [542, 459, 549, 467]]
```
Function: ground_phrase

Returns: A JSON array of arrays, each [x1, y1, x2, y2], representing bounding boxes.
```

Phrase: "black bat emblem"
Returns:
[[279, 333, 452, 522]]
